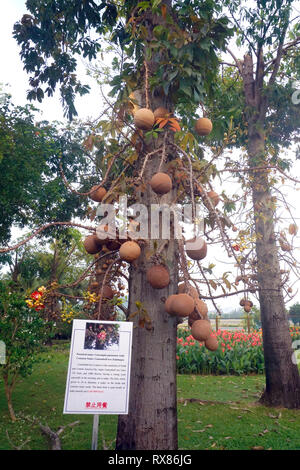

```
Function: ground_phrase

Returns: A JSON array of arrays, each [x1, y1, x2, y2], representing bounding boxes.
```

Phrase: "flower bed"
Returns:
[[176, 327, 300, 375]]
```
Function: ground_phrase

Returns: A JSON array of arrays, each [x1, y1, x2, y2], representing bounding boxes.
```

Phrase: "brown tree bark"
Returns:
[[116, 110, 179, 449], [116, 7, 180, 444], [244, 52, 300, 407]]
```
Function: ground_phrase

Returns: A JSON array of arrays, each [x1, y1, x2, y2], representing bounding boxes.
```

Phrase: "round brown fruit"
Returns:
[[89, 185, 107, 202], [101, 285, 114, 300], [146, 265, 170, 289], [280, 242, 292, 252], [186, 237, 207, 261], [206, 190, 220, 207], [165, 295, 178, 315], [177, 282, 199, 299], [244, 304, 252, 313], [153, 107, 170, 119], [205, 333, 219, 351], [195, 298, 208, 316], [191, 319, 212, 342], [119, 241, 141, 262], [195, 117, 213, 136], [134, 108, 155, 130], [289, 224, 298, 236], [167, 293, 195, 317], [150, 172, 172, 195], [188, 310, 201, 327], [90, 281, 99, 291], [239, 298, 246, 307], [84, 234, 102, 255]]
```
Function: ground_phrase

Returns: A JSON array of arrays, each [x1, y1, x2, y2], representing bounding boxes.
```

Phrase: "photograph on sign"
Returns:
[[84, 322, 120, 351], [63, 319, 133, 415]]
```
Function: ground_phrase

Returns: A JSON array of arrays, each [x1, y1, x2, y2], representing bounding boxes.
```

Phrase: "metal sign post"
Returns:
[[91, 414, 99, 450]]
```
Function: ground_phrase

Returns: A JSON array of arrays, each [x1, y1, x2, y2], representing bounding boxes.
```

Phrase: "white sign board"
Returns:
[[63, 320, 133, 415]]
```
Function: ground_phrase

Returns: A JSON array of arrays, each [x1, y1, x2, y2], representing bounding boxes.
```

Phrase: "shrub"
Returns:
[[0, 284, 47, 420]]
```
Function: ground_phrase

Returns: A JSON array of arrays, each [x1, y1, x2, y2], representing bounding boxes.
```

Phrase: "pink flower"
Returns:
[[97, 330, 106, 341]]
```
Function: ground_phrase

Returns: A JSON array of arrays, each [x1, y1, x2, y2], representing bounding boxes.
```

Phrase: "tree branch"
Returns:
[[0, 222, 95, 253]]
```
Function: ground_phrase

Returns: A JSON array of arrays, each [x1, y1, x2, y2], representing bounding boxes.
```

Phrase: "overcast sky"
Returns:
[[1, 1, 105, 122], [1, 1, 299, 312]]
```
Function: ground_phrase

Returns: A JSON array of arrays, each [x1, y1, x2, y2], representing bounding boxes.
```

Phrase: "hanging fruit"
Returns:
[[84, 234, 103, 255], [191, 319, 212, 341], [194, 298, 208, 317], [119, 241, 141, 262], [90, 281, 99, 292], [150, 172, 172, 195], [289, 224, 298, 236], [240, 298, 253, 308], [194, 117, 213, 136], [188, 310, 201, 327], [185, 237, 207, 261], [165, 295, 178, 315], [280, 241, 292, 252], [204, 333, 219, 351], [177, 282, 199, 299], [89, 185, 107, 202], [165, 293, 195, 317], [146, 265, 170, 289], [206, 190, 220, 207], [101, 285, 114, 300], [153, 107, 170, 119], [134, 108, 155, 130]]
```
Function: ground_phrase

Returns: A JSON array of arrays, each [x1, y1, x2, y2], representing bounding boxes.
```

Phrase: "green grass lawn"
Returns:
[[0, 341, 299, 450]]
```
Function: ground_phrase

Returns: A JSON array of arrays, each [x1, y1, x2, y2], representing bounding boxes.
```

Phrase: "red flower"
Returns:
[[34, 305, 45, 311], [233, 245, 240, 251], [31, 290, 42, 300]]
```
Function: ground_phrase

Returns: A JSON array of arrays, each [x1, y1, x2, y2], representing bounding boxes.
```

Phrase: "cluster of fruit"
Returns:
[[80, 106, 218, 344], [133, 106, 212, 137]]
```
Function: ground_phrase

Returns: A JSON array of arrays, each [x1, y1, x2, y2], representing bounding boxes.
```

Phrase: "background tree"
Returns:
[[0, 93, 90, 245], [289, 303, 300, 325], [202, 0, 300, 408]]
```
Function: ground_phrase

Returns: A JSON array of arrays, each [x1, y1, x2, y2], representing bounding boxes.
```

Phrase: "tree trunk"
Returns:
[[248, 118, 300, 408], [116, 241, 179, 449], [116, 2, 179, 449], [116, 130, 179, 448], [116, 96, 179, 449], [4, 375, 16, 422]]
